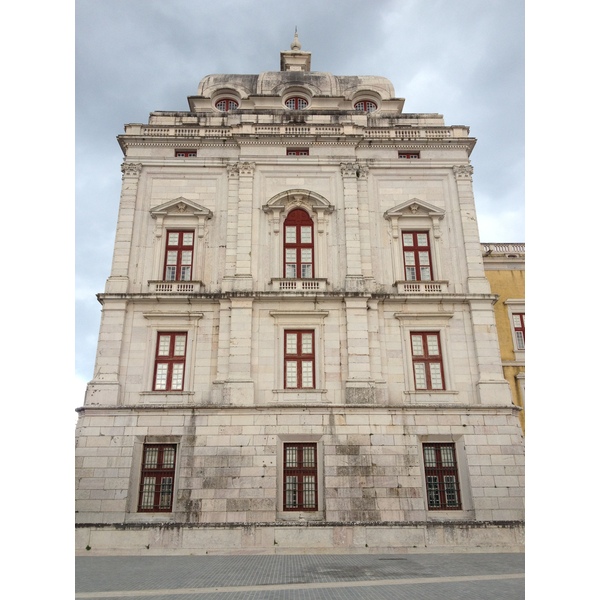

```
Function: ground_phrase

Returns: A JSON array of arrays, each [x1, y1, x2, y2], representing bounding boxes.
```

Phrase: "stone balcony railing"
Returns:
[[270, 278, 328, 292], [131, 124, 469, 140], [148, 280, 202, 293], [395, 280, 449, 293], [481, 243, 525, 256]]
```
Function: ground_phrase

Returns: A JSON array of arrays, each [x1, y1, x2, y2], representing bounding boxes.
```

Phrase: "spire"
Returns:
[[290, 27, 301, 51], [280, 29, 311, 72]]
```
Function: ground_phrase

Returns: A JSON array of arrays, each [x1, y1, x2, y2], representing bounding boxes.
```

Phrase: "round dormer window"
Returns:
[[215, 98, 239, 112], [354, 100, 378, 113], [284, 96, 309, 110]]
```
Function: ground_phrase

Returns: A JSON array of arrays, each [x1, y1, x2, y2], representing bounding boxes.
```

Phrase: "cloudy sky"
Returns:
[[75, 0, 525, 400]]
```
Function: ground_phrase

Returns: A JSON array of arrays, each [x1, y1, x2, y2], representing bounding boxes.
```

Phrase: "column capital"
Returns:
[[453, 164, 474, 181], [120, 162, 142, 178]]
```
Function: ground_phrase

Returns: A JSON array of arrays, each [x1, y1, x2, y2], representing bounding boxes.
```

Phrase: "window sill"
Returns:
[[426, 509, 474, 521], [277, 511, 324, 522], [403, 390, 459, 404], [140, 391, 195, 404], [272, 389, 328, 403]]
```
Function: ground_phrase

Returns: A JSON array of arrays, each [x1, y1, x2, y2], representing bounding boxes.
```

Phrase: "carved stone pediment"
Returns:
[[150, 197, 213, 219], [384, 198, 445, 221], [150, 197, 213, 238]]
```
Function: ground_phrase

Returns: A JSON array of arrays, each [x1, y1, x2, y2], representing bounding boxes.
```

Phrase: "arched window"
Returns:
[[285, 96, 308, 110], [354, 100, 377, 112], [283, 209, 314, 278], [215, 98, 238, 112]]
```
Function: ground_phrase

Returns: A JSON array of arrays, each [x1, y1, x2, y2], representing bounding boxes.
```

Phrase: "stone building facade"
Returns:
[[482, 243, 525, 433], [75, 35, 525, 554]]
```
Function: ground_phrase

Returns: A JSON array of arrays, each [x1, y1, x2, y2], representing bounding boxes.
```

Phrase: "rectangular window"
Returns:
[[138, 444, 177, 512], [163, 230, 194, 281], [286, 148, 309, 156], [283, 443, 318, 511], [411, 332, 445, 390], [398, 151, 420, 159], [153, 332, 187, 391], [175, 150, 197, 157], [402, 231, 433, 281], [423, 443, 461, 510], [284, 330, 315, 389], [512, 313, 525, 350]]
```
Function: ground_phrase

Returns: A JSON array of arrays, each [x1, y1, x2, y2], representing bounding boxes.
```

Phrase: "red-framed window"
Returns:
[[284, 209, 314, 279], [354, 100, 377, 112], [512, 313, 525, 350], [398, 151, 420, 159], [153, 332, 187, 391], [138, 444, 177, 512], [411, 332, 445, 390], [402, 231, 433, 281], [215, 98, 238, 111], [286, 148, 309, 156], [283, 443, 318, 511], [163, 230, 194, 281], [423, 443, 462, 510], [285, 96, 308, 110], [284, 330, 315, 389], [175, 150, 197, 157]]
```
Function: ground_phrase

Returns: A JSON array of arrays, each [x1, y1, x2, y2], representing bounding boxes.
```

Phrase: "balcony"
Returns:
[[395, 280, 448, 293], [270, 278, 328, 292], [148, 280, 203, 294]]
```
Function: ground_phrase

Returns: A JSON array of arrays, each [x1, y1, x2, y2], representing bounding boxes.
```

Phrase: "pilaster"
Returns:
[[105, 163, 142, 294], [340, 162, 364, 290], [453, 165, 489, 295], [83, 298, 128, 406]]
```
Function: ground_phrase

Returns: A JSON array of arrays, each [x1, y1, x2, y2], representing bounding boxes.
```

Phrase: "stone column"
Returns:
[[356, 163, 373, 280], [223, 163, 240, 286], [344, 296, 385, 404], [84, 162, 142, 407], [453, 165, 511, 406], [235, 162, 255, 288], [225, 297, 255, 405], [105, 162, 142, 293], [340, 162, 364, 290]]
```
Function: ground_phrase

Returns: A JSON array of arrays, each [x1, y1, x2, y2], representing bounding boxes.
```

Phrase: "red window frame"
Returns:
[[285, 96, 308, 110], [402, 231, 433, 281], [354, 100, 377, 112], [512, 313, 525, 350], [423, 443, 462, 510], [286, 148, 309, 156], [153, 332, 187, 391], [398, 152, 420, 159], [138, 444, 177, 512], [411, 332, 445, 390], [163, 230, 194, 281], [174, 150, 197, 157], [215, 98, 238, 111], [283, 443, 318, 511], [283, 209, 314, 279], [284, 330, 315, 389]]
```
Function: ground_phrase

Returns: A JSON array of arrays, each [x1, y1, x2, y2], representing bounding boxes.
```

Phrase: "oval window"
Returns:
[[285, 96, 309, 110], [215, 98, 239, 112], [354, 100, 377, 113]]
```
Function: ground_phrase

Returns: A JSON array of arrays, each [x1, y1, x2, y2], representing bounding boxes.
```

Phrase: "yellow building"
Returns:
[[482, 243, 525, 432]]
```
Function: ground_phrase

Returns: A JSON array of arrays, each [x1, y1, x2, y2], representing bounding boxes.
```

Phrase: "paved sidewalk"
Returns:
[[75, 552, 524, 599]]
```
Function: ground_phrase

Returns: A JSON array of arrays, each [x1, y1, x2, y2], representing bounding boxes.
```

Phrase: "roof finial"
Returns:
[[291, 27, 302, 51]]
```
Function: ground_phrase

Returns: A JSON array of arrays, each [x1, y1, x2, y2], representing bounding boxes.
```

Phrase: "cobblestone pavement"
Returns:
[[75, 552, 524, 599]]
